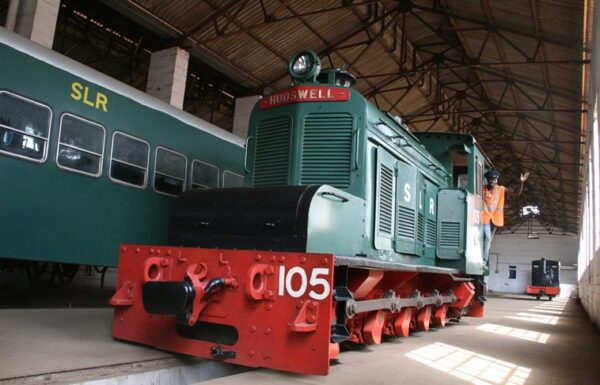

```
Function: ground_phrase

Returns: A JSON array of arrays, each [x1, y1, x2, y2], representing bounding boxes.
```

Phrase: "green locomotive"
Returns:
[[0, 27, 244, 283], [170, 49, 490, 274], [113, 50, 492, 375]]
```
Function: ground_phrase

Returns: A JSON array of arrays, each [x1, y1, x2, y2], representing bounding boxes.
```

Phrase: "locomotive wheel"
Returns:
[[393, 308, 412, 337], [434, 305, 448, 328], [417, 306, 432, 331]]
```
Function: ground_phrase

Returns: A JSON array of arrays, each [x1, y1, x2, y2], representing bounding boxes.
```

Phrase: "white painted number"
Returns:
[[278, 266, 331, 300], [308, 268, 330, 300], [285, 266, 308, 298]]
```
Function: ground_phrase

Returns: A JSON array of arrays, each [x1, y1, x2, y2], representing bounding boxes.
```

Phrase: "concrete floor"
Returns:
[[0, 292, 598, 385], [0, 267, 246, 385], [195, 295, 600, 385]]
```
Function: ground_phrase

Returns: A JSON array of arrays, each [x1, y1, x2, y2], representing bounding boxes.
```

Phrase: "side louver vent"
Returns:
[[253, 116, 291, 186], [476, 158, 483, 196], [377, 164, 394, 235], [417, 213, 424, 242], [396, 206, 415, 239], [440, 221, 461, 248], [426, 219, 437, 246], [301, 113, 353, 188]]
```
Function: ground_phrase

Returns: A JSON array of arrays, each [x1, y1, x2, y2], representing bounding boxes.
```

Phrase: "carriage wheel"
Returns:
[[53, 263, 80, 286], [25, 262, 79, 287], [25, 261, 49, 286]]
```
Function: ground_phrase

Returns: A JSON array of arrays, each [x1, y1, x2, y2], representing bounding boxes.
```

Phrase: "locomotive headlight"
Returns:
[[288, 49, 321, 83]]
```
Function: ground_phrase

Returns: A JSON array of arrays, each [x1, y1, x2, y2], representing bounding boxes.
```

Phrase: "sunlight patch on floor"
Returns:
[[405, 342, 531, 385], [526, 308, 562, 315], [477, 323, 550, 344], [521, 299, 567, 319], [505, 312, 559, 325]]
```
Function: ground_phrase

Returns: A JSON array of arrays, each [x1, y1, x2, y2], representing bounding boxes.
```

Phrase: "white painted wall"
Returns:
[[578, 0, 600, 331], [10, 0, 60, 49], [146, 47, 190, 109], [486, 230, 578, 298], [233, 95, 261, 139]]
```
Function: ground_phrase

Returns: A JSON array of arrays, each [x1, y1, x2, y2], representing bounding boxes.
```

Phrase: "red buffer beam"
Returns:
[[111, 245, 336, 375], [110, 245, 482, 375]]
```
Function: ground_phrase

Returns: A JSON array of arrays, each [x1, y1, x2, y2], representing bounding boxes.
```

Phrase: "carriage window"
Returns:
[[0, 91, 52, 162], [110, 132, 149, 188], [222, 170, 244, 187], [191, 160, 219, 189], [154, 147, 186, 196], [57, 114, 105, 176]]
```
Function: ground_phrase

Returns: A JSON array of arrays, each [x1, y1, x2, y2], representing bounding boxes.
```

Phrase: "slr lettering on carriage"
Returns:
[[278, 266, 331, 300], [70, 82, 108, 112]]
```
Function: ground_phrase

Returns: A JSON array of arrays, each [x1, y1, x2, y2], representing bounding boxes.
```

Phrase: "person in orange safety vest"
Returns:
[[482, 169, 529, 269]]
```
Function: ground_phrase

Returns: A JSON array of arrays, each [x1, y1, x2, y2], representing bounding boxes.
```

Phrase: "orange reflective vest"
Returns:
[[482, 185, 505, 226]]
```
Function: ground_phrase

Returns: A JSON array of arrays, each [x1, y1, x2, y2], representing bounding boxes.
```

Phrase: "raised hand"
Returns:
[[520, 172, 530, 182]]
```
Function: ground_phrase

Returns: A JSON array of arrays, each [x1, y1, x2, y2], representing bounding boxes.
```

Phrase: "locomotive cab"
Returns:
[[316, 69, 357, 88]]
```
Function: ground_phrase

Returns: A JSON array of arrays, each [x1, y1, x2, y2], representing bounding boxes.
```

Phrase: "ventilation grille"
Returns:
[[253, 116, 291, 186], [476, 158, 483, 195], [440, 221, 461, 248], [417, 212, 424, 242], [300, 113, 353, 188], [426, 219, 437, 246], [396, 206, 415, 239], [377, 164, 394, 236]]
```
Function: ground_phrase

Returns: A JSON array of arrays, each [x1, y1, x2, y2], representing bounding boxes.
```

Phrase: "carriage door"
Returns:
[[374, 148, 396, 251], [394, 161, 419, 256]]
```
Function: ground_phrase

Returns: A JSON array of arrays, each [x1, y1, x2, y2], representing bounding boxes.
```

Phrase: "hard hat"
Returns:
[[484, 170, 501, 179]]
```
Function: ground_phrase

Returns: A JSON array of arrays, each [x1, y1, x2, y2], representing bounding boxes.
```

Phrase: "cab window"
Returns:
[[0, 91, 52, 162], [110, 132, 150, 188], [191, 160, 219, 189], [56, 113, 105, 176], [222, 170, 244, 187], [154, 147, 186, 196]]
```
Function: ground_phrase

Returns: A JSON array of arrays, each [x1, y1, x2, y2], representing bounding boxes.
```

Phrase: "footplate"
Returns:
[[110, 245, 335, 375]]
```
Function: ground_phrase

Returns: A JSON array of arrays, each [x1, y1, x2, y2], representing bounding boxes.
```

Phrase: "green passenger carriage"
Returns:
[[0, 27, 244, 283]]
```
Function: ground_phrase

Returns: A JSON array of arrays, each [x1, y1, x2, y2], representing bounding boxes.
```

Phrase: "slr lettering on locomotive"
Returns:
[[403, 183, 411, 202], [70, 81, 108, 112]]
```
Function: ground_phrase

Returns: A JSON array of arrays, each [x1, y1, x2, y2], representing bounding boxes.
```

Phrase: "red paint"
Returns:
[[111, 245, 484, 375], [259, 86, 350, 109], [111, 245, 335, 375], [526, 286, 560, 296]]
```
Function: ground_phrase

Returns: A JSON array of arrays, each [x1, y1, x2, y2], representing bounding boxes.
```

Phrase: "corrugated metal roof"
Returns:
[[66, 0, 593, 234]]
